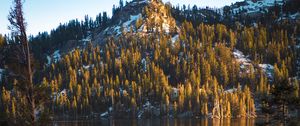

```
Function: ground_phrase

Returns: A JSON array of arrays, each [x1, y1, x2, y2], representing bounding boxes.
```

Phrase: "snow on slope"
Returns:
[[290, 12, 300, 20], [123, 14, 142, 32], [0, 69, 4, 82], [258, 64, 274, 79], [278, 12, 300, 21], [46, 50, 61, 66], [105, 13, 142, 36], [234, 49, 275, 79], [233, 49, 253, 74], [53, 50, 61, 63], [98, 0, 178, 39], [171, 35, 179, 44], [232, 0, 283, 14], [233, 49, 251, 65], [132, 0, 149, 5]]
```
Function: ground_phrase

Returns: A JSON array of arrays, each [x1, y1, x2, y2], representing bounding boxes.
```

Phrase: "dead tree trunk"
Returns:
[[8, 0, 36, 125]]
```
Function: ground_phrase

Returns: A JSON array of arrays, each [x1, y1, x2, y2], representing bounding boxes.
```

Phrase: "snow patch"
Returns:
[[141, 58, 147, 72], [137, 101, 158, 118], [233, 0, 283, 14], [259, 64, 274, 79], [132, 0, 149, 5], [100, 111, 108, 117], [225, 87, 241, 93], [52, 89, 67, 102], [162, 23, 170, 33], [171, 87, 179, 100], [59, 89, 67, 96], [0, 69, 4, 82], [233, 49, 251, 63], [103, 27, 109, 33], [122, 14, 142, 32], [83, 64, 94, 70], [171, 35, 179, 44], [46, 50, 61, 66], [53, 50, 61, 63], [46, 56, 51, 65], [81, 38, 90, 42], [290, 12, 300, 20], [114, 26, 121, 35], [233, 49, 252, 73]]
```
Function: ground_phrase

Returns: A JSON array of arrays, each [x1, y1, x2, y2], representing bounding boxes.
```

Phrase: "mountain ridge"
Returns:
[[94, 0, 179, 44]]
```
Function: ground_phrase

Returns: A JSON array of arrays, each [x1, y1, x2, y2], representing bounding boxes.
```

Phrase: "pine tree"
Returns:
[[225, 101, 231, 118], [7, 0, 37, 124], [136, 17, 143, 29], [11, 97, 16, 119], [0, 34, 5, 47], [229, 30, 236, 49], [173, 101, 178, 115], [272, 62, 296, 119], [238, 99, 246, 118], [220, 62, 229, 87], [131, 97, 137, 117], [165, 94, 170, 115]]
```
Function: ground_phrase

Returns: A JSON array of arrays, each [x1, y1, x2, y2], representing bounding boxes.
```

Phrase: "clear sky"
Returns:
[[0, 0, 242, 36]]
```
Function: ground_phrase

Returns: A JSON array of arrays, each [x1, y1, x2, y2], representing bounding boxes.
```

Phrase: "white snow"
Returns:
[[83, 64, 94, 69], [46, 56, 51, 65], [109, 107, 113, 112], [132, 0, 149, 5], [290, 12, 300, 20], [171, 35, 179, 44], [171, 87, 179, 100], [114, 26, 121, 35], [53, 50, 61, 63], [46, 50, 61, 66], [233, 49, 251, 64], [0, 69, 4, 82], [277, 12, 300, 21], [225, 87, 241, 93], [200, 13, 207, 18], [122, 14, 142, 32], [162, 23, 170, 33], [225, 88, 237, 93], [59, 89, 67, 96], [233, 0, 283, 14], [259, 64, 274, 79], [145, 101, 151, 107], [233, 49, 252, 73], [138, 101, 157, 118], [100, 112, 108, 117], [52, 89, 67, 102], [234, 50, 275, 79], [103, 27, 109, 33], [81, 38, 90, 42], [141, 58, 147, 72]]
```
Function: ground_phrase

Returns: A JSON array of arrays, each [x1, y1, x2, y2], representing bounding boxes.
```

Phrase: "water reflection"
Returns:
[[52, 118, 259, 126]]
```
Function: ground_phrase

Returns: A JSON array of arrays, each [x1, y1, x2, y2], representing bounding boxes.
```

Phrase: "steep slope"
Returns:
[[225, 0, 300, 22], [2, 0, 300, 122], [231, 0, 283, 14], [94, 0, 179, 44]]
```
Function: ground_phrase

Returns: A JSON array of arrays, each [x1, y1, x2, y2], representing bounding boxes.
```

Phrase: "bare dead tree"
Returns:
[[7, 0, 36, 125]]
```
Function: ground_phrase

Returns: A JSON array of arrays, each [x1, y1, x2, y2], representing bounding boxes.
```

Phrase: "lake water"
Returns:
[[50, 118, 300, 126]]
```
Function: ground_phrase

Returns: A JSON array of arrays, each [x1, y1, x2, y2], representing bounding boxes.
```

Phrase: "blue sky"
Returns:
[[0, 0, 242, 36]]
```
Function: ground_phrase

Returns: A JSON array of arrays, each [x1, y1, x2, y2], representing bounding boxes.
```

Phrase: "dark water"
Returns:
[[50, 118, 300, 126]]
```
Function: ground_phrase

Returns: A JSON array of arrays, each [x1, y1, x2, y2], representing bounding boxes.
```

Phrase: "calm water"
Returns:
[[50, 118, 300, 126]]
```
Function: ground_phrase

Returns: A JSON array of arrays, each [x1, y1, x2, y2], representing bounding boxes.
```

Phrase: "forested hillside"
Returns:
[[0, 0, 299, 125]]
